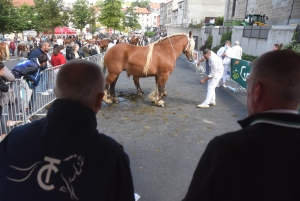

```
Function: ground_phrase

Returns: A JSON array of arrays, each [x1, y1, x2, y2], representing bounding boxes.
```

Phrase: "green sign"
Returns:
[[230, 59, 251, 89]]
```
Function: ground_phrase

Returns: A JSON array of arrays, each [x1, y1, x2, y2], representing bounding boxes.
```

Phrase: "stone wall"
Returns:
[[167, 25, 297, 56], [225, 0, 300, 25]]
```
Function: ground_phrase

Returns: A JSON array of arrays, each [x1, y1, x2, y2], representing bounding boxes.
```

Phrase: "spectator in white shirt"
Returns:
[[217, 40, 234, 88], [232, 41, 243, 60]]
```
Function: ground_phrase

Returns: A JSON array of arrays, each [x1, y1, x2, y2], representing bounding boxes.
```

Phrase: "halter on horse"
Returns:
[[103, 32, 194, 107]]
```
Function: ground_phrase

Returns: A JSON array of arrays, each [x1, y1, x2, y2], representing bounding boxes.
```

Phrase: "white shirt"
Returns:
[[95, 45, 100, 54], [205, 51, 224, 79], [57, 39, 63, 45], [232, 45, 243, 60], [217, 46, 234, 65], [107, 43, 115, 50]]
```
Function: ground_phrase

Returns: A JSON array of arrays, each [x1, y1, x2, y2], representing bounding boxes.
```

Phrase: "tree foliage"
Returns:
[[131, 0, 149, 8], [34, 0, 65, 32], [14, 4, 37, 32], [95, 0, 104, 8], [215, 16, 224, 26], [88, 6, 98, 35], [99, 0, 124, 31], [71, 0, 91, 33], [0, 0, 16, 34], [123, 6, 141, 31]]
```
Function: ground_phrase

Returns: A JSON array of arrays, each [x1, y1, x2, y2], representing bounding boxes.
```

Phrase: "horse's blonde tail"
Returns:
[[5, 44, 9, 61], [143, 43, 154, 76]]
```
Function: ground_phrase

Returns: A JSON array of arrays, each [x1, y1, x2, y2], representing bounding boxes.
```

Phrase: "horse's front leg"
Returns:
[[156, 84, 165, 107], [133, 76, 144, 96]]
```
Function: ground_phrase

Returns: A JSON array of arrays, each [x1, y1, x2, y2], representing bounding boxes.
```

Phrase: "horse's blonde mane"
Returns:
[[143, 33, 187, 76]]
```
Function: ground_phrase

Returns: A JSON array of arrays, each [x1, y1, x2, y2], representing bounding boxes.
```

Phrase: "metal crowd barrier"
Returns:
[[0, 53, 105, 139]]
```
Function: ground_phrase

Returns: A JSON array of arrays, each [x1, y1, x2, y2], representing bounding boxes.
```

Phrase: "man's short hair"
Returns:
[[55, 60, 105, 107], [235, 41, 239, 45], [39, 41, 49, 48], [38, 54, 49, 64], [203, 49, 211, 55], [251, 50, 300, 104]]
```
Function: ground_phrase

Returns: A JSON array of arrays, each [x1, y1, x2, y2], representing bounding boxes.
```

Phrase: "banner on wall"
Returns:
[[230, 59, 251, 89]]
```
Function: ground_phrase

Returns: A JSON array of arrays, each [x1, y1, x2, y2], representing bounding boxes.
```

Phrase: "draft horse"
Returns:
[[99, 38, 111, 53], [129, 35, 141, 46], [0, 42, 10, 62], [103, 33, 194, 107]]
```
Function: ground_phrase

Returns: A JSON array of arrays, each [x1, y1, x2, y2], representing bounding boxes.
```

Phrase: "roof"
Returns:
[[135, 7, 150, 14], [13, 0, 34, 6], [149, 3, 160, 9]]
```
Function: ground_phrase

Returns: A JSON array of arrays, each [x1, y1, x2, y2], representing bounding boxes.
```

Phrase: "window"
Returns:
[[232, 0, 236, 17]]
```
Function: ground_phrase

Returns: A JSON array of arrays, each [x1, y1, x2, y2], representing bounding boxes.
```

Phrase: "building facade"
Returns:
[[224, 0, 300, 25], [160, 0, 225, 28]]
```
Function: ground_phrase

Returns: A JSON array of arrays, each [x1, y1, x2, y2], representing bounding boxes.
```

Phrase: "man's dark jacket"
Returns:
[[28, 48, 45, 60], [0, 99, 135, 201], [183, 112, 300, 201]]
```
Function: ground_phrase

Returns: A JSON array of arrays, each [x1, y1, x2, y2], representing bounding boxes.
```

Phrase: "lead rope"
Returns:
[[168, 37, 177, 68]]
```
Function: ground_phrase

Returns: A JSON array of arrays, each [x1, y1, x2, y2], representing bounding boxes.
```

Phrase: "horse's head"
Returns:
[[73, 156, 84, 175], [183, 33, 195, 62]]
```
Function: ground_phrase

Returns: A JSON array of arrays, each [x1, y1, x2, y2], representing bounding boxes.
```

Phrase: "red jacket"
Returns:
[[51, 52, 66, 67], [9, 42, 16, 50]]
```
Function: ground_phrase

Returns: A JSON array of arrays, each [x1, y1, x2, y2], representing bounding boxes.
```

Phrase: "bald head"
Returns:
[[248, 50, 300, 113], [55, 60, 105, 113]]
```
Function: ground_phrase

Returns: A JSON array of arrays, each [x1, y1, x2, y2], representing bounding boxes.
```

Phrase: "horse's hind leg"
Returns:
[[103, 83, 113, 104], [133, 76, 144, 96], [110, 75, 120, 103]]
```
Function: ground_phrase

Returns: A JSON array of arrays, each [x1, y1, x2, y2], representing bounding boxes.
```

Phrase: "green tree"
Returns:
[[95, 0, 104, 8], [123, 6, 141, 31], [88, 6, 97, 35], [0, 0, 16, 35], [131, 0, 149, 8], [14, 4, 37, 33], [71, 0, 91, 35], [34, 0, 65, 33], [99, 0, 125, 32]]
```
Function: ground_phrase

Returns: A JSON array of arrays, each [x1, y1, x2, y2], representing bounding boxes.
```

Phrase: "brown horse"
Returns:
[[129, 35, 140, 46], [103, 33, 194, 107], [99, 38, 111, 53], [17, 44, 27, 59], [0, 42, 10, 61], [63, 37, 77, 45]]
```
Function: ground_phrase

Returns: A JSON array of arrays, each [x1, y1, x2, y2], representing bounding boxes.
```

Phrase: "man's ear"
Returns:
[[254, 81, 264, 103]]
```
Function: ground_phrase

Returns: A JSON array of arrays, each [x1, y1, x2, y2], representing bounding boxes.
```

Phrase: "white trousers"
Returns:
[[203, 77, 221, 105], [222, 64, 230, 84], [20, 79, 33, 108]]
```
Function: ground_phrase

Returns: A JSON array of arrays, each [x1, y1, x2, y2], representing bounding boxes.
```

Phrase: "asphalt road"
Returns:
[[98, 56, 248, 200], [2, 54, 248, 201]]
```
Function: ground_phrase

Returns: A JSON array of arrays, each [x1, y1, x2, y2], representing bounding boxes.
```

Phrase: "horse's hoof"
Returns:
[[160, 104, 165, 107], [103, 98, 113, 104]]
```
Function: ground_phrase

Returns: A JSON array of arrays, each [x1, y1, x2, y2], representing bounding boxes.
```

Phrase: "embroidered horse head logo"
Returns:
[[60, 155, 84, 200]]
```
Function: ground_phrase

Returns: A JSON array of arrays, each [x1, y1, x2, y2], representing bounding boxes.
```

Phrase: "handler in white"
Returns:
[[217, 40, 234, 88], [196, 49, 223, 108]]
